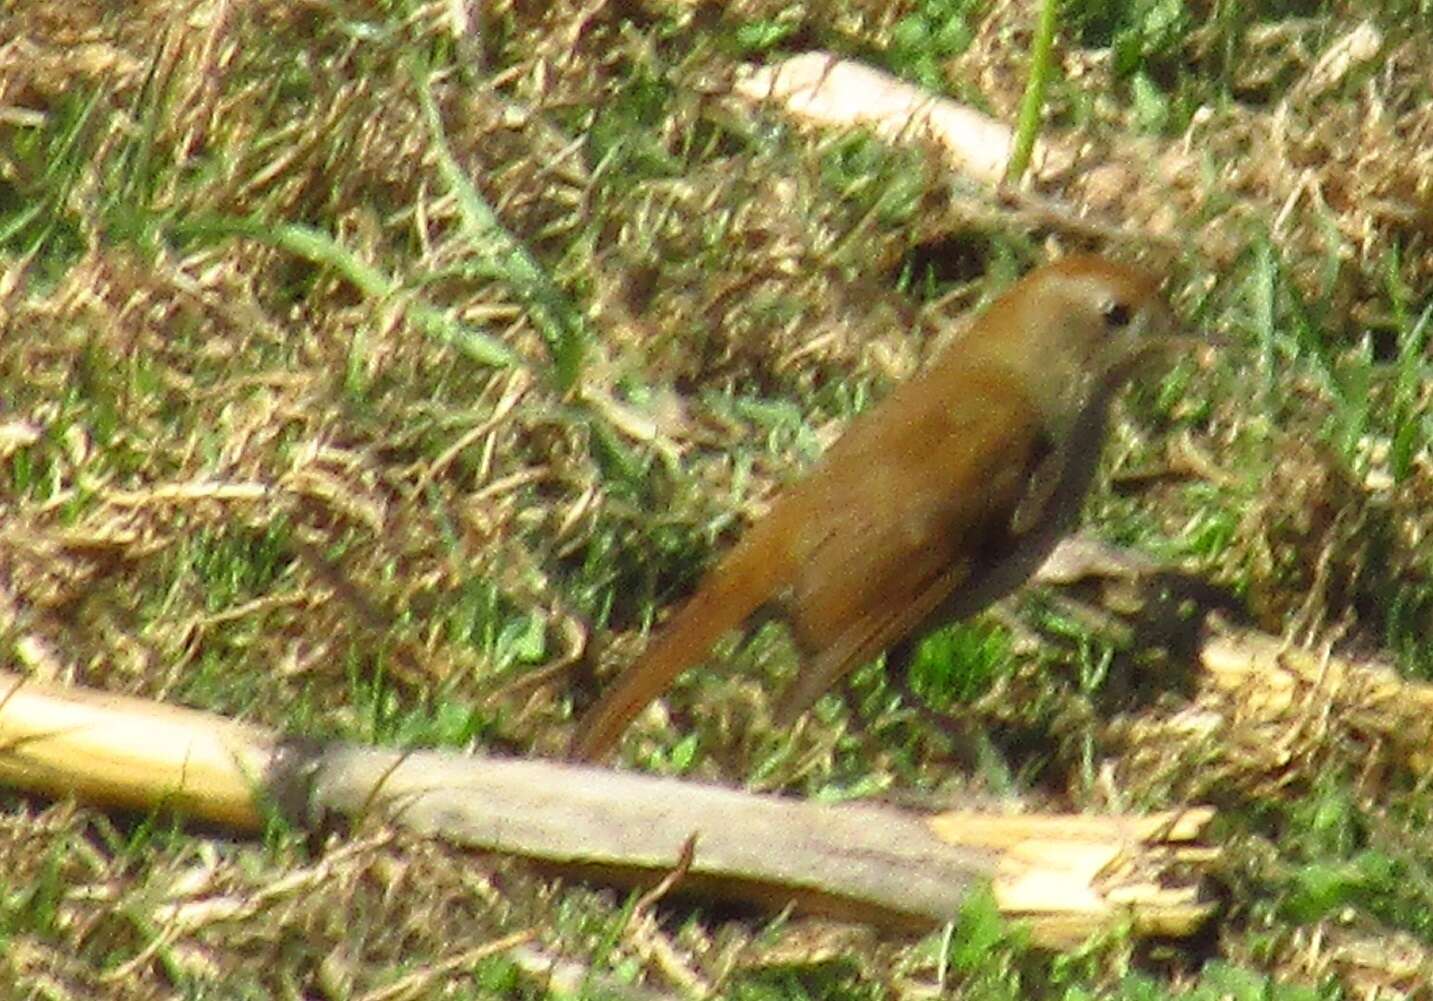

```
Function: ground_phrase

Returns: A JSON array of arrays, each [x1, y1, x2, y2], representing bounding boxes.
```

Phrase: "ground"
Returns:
[[0, 0, 1431, 998]]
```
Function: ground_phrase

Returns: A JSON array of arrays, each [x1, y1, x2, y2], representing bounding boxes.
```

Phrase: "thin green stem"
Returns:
[[411, 62, 587, 391], [180, 216, 518, 370], [1006, 0, 1061, 184]]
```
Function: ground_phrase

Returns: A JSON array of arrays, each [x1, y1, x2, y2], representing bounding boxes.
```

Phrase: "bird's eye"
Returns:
[[1102, 300, 1133, 329]]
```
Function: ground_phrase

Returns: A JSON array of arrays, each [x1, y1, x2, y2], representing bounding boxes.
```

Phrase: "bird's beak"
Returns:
[[1098, 332, 1205, 384], [1099, 302, 1215, 384]]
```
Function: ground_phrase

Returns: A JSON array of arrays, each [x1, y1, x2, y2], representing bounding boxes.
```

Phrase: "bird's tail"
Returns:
[[568, 530, 788, 762]]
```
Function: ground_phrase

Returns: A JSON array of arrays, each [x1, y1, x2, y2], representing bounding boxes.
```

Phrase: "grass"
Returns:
[[1, 0, 1431, 996]]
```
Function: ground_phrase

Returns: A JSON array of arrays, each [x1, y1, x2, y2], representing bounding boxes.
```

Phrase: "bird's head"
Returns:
[[974, 255, 1185, 432]]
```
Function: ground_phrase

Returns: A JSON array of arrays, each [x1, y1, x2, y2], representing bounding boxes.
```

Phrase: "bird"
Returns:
[[570, 255, 1181, 762]]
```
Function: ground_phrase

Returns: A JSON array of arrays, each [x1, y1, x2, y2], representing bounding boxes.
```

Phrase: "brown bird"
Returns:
[[571, 255, 1180, 762]]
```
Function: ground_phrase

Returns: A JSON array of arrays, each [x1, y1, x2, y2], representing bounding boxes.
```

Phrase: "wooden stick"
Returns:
[[0, 672, 278, 828], [1200, 627, 1433, 770], [0, 670, 1214, 945], [733, 53, 1034, 185]]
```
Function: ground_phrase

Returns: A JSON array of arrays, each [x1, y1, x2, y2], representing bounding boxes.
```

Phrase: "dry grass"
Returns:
[[0, 0, 1430, 997]]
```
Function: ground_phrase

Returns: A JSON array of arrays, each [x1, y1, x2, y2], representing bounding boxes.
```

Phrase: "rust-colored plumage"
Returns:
[[571, 256, 1177, 762]]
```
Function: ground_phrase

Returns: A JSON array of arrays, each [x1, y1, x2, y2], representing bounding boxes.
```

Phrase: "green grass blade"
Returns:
[[1006, 0, 1060, 183], [410, 62, 586, 391], [177, 216, 518, 370]]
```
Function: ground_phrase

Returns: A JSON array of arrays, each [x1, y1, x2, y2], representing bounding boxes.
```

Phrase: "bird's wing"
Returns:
[[774, 364, 1051, 720], [773, 554, 976, 723]]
